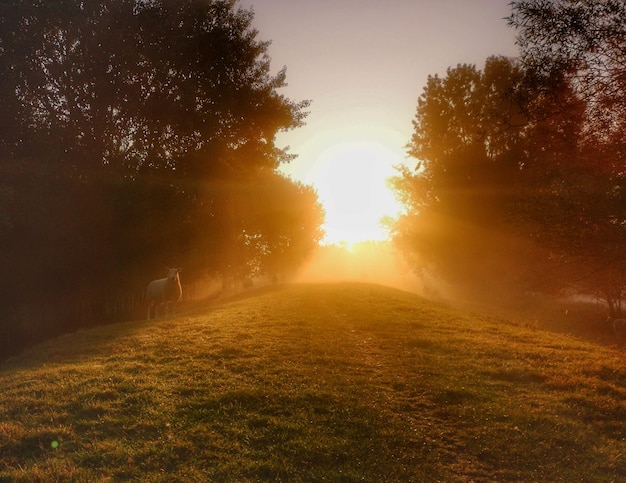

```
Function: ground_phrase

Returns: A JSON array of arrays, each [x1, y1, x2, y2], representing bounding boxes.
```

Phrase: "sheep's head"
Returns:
[[166, 267, 181, 281]]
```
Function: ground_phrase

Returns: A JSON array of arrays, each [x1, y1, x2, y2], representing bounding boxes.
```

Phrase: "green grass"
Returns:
[[1, 283, 625, 481]]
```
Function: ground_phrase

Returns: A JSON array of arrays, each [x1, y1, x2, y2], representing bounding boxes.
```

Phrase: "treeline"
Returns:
[[391, 0, 626, 314], [0, 0, 324, 359]]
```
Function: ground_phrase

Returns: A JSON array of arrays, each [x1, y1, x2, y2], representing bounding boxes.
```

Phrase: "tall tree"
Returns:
[[393, 51, 626, 309], [0, 0, 321, 358], [390, 57, 533, 296], [509, 0, 626, 313]]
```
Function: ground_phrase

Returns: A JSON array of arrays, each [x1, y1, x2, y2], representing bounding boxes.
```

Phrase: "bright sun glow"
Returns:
[[304, 141, 405, 246]]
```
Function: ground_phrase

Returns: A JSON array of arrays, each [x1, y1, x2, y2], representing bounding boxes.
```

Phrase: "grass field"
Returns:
[[1, 283, 625, 481]]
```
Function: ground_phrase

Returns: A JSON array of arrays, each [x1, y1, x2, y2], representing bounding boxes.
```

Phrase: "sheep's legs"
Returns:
[[147, 304, 157, 320], [164, 302, 174, 319], [147, 302, 177, 320]]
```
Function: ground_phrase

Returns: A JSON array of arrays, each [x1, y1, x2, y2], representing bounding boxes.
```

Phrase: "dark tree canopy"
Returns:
[[0, 0, 308, 175], [0, 0, 322, 359], [509, 0, 626, 138], [509, 0, 626, 311], [405, 58, 527, 222]]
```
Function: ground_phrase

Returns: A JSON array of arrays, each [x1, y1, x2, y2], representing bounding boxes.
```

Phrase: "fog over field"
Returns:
[[294, 242, 426, 294]]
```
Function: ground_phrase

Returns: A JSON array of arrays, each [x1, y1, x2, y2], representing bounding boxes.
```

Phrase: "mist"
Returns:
[[294, 241, 428, 295]]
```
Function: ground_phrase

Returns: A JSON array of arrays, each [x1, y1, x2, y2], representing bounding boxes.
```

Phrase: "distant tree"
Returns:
[[240, 170, 325, 281], [178, 169, 324, 289]]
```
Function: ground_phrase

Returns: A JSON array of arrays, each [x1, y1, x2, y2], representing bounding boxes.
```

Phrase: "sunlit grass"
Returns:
[[1, 283, 625, 481]]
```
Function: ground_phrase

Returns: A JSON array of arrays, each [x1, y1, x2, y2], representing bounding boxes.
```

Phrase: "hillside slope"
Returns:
[[1, 283, 625, 481]]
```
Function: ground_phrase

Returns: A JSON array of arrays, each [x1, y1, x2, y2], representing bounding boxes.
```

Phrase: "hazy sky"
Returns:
[[236, 0, 519, 244]]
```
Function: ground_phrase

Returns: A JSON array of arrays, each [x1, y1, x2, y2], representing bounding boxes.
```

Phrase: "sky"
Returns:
[[236, 0, 520, 245]]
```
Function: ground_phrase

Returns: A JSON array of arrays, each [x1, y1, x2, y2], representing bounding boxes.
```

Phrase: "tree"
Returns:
[[509, 0, 626, 139], [389, 3, 626, 310], [239, 170, 325, 281], [0, 0, 309, 175], [0, 0, 321, 358], [392, 50, 626, 309], [177, 169, 325, 289], [390, 57, 534, 296], [509, 0, 626, 313]]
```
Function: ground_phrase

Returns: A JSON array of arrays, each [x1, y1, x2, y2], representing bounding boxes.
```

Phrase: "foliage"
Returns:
[[0, 0, 308, 173], [0, 0, 321, 358], [391, 40, 626, 309], [390, 57, 536, 297], [183, 169, 325, 287], [509, 0, 626, 311], [509, 0, 626, 138], [1, 283, 625, 481]]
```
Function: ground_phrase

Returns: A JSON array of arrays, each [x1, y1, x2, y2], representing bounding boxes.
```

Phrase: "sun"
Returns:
[[304, 141, 405, 246]]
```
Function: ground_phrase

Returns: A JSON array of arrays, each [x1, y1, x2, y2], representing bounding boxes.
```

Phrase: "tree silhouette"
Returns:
[[0, 0, 321, 358], [392, 51, 626, 309], [0, 0, 308, 175], [510, 0, 626, 313], [509, 0, 626, 139], [391, 58, 531, 296]]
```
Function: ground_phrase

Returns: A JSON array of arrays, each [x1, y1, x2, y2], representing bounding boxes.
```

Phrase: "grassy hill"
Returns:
[[1, 283, 625, 481]]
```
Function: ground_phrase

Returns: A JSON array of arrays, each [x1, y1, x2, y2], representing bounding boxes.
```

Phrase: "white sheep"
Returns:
[[146, 268, 182, 320]]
